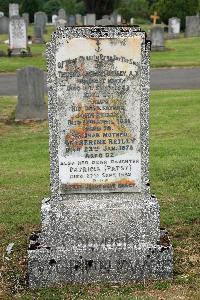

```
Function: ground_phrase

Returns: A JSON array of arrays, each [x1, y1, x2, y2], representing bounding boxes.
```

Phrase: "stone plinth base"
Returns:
[[28, 229, 173, 288]]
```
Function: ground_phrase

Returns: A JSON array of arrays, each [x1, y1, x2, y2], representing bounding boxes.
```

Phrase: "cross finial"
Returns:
[[150, 11, 160, 25]]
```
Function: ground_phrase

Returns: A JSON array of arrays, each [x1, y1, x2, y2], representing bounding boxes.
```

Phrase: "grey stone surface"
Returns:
[[9, 16, 28, 56], [58, 8, 66, 20], [168, 18, 180, 39], [34, 11, 47, 35], [22, 13, 29, 26], [75, 14, 82, 25], [0, 16, 9, 34], [68, 15, 76, 26], [28, 26, 173, 287], [9, 3, 19, 17], [150, 26, 165, 51], [15, 67, 47, 121], [86, 13, 96, 25], [56, 18, 67, 28], [185, 16, 200, 37], [0, 11, 4, 17], [34, 26, 44, 43], [96, 19, 114, 26], [52, 14, 58, 25]]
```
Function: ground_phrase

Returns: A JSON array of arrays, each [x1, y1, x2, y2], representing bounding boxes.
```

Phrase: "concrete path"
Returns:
[[0, 68, 199, 96]]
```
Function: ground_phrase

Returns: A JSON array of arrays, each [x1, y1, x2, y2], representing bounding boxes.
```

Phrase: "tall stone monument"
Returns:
[[28, 26, 173, 287], [9, 3, 19, 17], [9, 16, 29, 56], [34, 12, 47, 35], [168, 18, 180, 39], [58, 8, 66, 20], [185, 16, 200, 37], [86, 13, 96, 25], [15, 67, 47, 121], [150, 26, 165, 51]]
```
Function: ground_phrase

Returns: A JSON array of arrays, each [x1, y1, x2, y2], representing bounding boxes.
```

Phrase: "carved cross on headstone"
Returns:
[[150, 11, 160, 25]]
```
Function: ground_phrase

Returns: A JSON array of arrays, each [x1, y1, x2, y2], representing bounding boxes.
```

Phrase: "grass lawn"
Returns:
[[0, 25, 200, 71], [0, 90, 199, 299]]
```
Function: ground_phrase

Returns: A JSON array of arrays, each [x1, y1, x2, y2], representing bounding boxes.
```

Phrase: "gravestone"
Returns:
[[9, 16, 28, 56], [68, 15, 76, 26], [15, 67, 47, 121], [56, 18, 67, 27], [168, 18, 180, 39], [58, 8, 66, 20], [9, 3, 19, 17], [150, 26, 165, 51], [75, 14, 82, 25], [34, 26, 44, 43], [83, 15, 87, 25], [52, 14, 58, 25], [0, 16, 9, 34], [22, 13, 29, 26], [117, 14, 122, 25], [96, 19, 114, 26], [34, 12, 47, 35], [185, 16, 200, 37], [0, 11, 4, 17], [28, 26, 173, 288], [110, 12, 118, 25], [130, 17, 135, 25], [86, 13, 96, 25]]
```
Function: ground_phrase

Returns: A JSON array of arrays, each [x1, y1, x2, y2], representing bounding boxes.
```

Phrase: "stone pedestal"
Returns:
[[28, 26, 173, 287]]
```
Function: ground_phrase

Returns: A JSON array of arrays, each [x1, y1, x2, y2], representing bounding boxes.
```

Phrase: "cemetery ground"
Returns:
[[1, 26, 200, 71], [0, 90, 199, 299]]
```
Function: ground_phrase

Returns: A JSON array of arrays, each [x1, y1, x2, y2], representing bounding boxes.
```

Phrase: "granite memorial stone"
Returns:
[[0, 16, 9, 34], [150, 26, 165, 51], [86, 13, 96, 25], [22, 13, 29, 26], [185, 16, 200, 37], [28, 26, 173, 287], [168, 18, 180, 39], [58, 8, 66, 20], [9, 16, 28, 56], [34, 26, 44, 43], [34, 12, 47, 35], [15, 67, 47, 121], [68, 15, 76, 26], [9, 3, 19, 17]]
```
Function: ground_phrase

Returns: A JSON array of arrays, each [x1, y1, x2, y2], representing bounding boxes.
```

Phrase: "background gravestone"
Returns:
[[52, 14, 58, 25], [28, 26, 173, 288], [15, 67, 47, 121], [0, 16, 9, 34], [58, 8, 66, 20], [34, 26, 44, 43], [34, 12, 47, 35], [56, 18, 67, 27], [0, 11, 4, 17], [9, 16, 28, 56], [96, 19, 114, 26], [150, 26, 165, 51], [86, 13, 96, 25], [185, 16, 200, 37], [9, 3, 19, 17], [130, 17, 135, 25], [68, 15, 76, 26], [75, 14, 82, 25], [168, 18, 180, 39], [22, 13, 29, 26]]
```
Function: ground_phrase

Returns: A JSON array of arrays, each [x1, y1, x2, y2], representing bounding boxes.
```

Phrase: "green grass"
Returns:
[[0, 90, 200, 299], [0, 25, 200, 71]]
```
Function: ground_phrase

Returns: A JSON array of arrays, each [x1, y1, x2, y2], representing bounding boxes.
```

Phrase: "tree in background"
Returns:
[[118, 0, 149, 21], [83, 0, 120, 18], [0, 0, 21, 16], [43, 0, 61, 17], [59, 0, 86, 15], [21, 0, 42, 22], [155, 0, 199, 28]]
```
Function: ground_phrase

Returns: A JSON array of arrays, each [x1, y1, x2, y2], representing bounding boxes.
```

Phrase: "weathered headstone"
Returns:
[[83, 15, 87, 25], [22, 13, 29, 26], [96, 19, 114, 26], [75, 14, 82, 25], [9, 16, 28, 56], [150, 26, 165, 51], [130, 17, 135, 25], [56, 18, 67, 28], [34, 12, 47, 35], [110, 12, 118, 25], [86, 13, 96, 25], [28, 26, 173, 287], [52, 14, 58, 25], [117, 14, 122, 25], [0, 16, 9, 34], [34, 26, 44, 43], [15, 67, 47, 121], [185, 16, 200, 37], [9, 3, 19, 17], [58, 8, 66, 20], [168, 18, 180, 39], [68, 15, 76, 26], [0, 11, 4, 17]]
